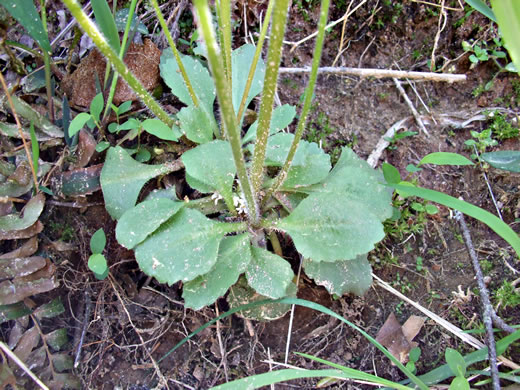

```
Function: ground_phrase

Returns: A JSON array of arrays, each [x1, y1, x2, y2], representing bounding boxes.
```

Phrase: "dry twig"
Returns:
[[0, 341, 50, 390], [393, 77, 430, 136]]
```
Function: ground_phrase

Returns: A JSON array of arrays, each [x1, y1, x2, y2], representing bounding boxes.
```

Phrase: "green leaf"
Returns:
[[492, 0, 520, 76], [68, 113, 91, 137], [303, 255, 372, 296], [116, 198, 183, 249], [95, 141, 110, 152], [134, 208, 226, 284], [117, 100, 133, 115], [88, 253, 108, 275], [0, 193, 44, 232], [177, 104, 216, 144], [91, 0, 121, 52], [466, 0, 496, 22], [29, 121, 39, 175], [277, 193, 385, 262], [246, 246, 294, 299], [425, 204, 439, 215], [141, 118, 181, 141], [445, 348, 466, 377], [6, 95, 63, 138], [0, 302, 31, 323], [307, 147, 393, 222], [159, 51, 215, 109], [418, 152, 474, 166], [382, 162, 401, 184], [183, 234, 252, 310], [90, 228, 106, 254], [0, 0, 51, 53], [89, 93, 104, 123], [114, 7, 148, 34], [391, 184, 520, 258], [33, 298, 65, 320], [45, 328, 68, 351], [182, 140, 236, 201], [481, 150, 520, 172], [449, 376, 470, 390], [264, 133, 307, 166], [227, 276, 296, 321], [231, 44, 265, 119], [100, 146, 173, 219], [243, 104, 296, 144]]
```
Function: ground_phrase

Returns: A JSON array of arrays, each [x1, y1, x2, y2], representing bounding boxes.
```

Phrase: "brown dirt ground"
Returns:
[[1, 1, 520, 389]]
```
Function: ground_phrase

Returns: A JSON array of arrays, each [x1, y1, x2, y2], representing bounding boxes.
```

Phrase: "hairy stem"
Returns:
[[193, 0, 259, 224], [62, 0, 175, 128], [250, 0, 291, 196], [264, 0, 330, 205]]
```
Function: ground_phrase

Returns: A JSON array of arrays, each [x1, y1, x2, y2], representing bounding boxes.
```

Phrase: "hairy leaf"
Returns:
[[183, 234, 251, 310], [134, 208, 226, 284], [277, 193, 385, 262], [182, 140, 236, 202], [177, 104, 216, 144], [100, 147, 172, 219], [91, 0, 120, 52], [246, 246, 294, 299], [141, 118, 181, 141], [304, 255, 372, 296], [116, 198, 184, 249], [243, 104, 296, 144]]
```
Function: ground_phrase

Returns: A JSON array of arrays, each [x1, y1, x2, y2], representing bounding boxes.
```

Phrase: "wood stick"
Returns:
[[278, 66, 466, 83]]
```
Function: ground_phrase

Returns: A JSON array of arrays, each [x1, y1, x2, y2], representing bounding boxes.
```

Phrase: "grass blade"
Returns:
[[466, 0, 497, 22], [492, 0, 520, 75], [391, 184, 520, 257], [90, 0, 120, 52]]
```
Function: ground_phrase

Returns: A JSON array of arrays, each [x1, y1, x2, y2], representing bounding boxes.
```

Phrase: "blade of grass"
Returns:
[[491, 0, 520, 75], [157, 297, 428, 390], [390, 184, 520, 258], [90, 0, 120, 53], [467, 0, 497, 22]]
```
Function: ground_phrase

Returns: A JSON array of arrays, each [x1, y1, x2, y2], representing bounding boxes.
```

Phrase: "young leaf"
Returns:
[[418, 152, 474, 167], [183, 234, 252, 310], [182, 140, 236, 202], [68, 113, 91, 138], [116, 198, 184, 249], [481, 150, 520, 172], [141, 118, 181, 141], [134, 208, 226, 285], [89, 93, 104, 124], [90, 228, 106, 254], [445, 348, 466, 377], [303, 255, 373, 296], [0, 0, 51, 53], [88, 253, 108, 276], [382, 162, 401, 184], [100, 146, 173, 219], [449, 376, 470, 390], [276, 193, 385, 262], [246, 246, 294, 299], [177, 104, 215, 144]]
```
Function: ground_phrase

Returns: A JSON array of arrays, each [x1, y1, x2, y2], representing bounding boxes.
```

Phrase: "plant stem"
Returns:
[[250, 0, 291, 196], [217, 0, 232, 85], [62, 0, 175, 128], [236, 0, 274, 123], [150, 0, 199, 107], [263, 0, 330, 205], [193, 0, 259, 224]]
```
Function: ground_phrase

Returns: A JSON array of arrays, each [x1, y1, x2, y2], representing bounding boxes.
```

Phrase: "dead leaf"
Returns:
[[12, 326, 40, 363], [0, 220, 43, 240], [53, 164, 102, 197], [376, 313, 425, 363], [0, 236, 39, 259], [0, 256, 46, 280], [0, 362, 16, 389], [71, 130, 96, 169]]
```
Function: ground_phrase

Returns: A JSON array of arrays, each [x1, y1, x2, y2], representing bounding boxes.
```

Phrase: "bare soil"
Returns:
[[1, 1, 519, 389]]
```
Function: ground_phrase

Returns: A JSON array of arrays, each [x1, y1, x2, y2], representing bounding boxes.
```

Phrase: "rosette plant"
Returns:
[[64, 0, 392, 319]]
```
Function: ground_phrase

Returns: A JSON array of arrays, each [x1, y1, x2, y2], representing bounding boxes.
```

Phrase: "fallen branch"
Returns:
[[393, 78, 430, 136], [278, 66, 466, 83]]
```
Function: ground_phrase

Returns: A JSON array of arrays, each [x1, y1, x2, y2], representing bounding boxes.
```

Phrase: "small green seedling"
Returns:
[[88, 228, 108, 280], [464, 128, 498, 156], [68, 92, 104, 137], [384, 130, 417, 150], [445, 348, 470, 390], [406, 347, 421, 374]]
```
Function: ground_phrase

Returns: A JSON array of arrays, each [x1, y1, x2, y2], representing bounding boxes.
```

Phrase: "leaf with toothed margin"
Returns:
[[246, 246, 294, 299], [183, 234, 252, 310], [100, 147, 173, 220], [116, 198, 184, 249], [134, 208, 227, 285], [276, 193, 385, 262], [303, 255, 372, 296]]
